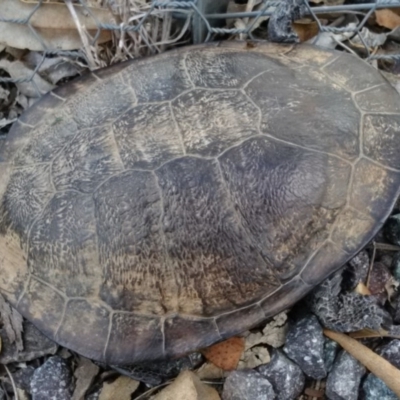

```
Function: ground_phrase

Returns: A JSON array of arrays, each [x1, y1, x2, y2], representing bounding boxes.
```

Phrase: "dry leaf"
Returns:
[[153, 370, 220, 400], [0, 293, 23, 351], [261, 311, 288, 348], [72, 357, 100, 400], [195, 362, 226, 380], [201, 337, 244, 371], [376, 9, 400, 30], [350, 27, 387, 50], [0, 59, 55, 98], [0, 0, 114, 51], [355, 282, 371, 296], [349, 328, 391, 339], [25, 53, 83, 85], [16, 388, 29, 400], [99, 376, 139, 400], [324, 329, 400, 397], [308, 15, 358, 48], [293, 21, 319, 42], [237, 345, 270, 370]]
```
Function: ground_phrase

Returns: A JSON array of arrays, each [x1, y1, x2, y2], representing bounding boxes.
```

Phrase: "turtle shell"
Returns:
[[0, 42, 400, 364]]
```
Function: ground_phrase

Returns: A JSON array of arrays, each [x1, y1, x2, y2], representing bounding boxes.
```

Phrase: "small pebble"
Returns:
[[377, 339, 400, 367], [325, 350, 365, 400], [344, 250, 370, 290], [283, 314, 327, 379], [30, 356, 72, 400], [13, 366, 35, 393], [361, 340, 400, 399], [222, 370, 275, 400], [362, 373, 397, 400], [324, 338, 339, 373], [257, 349, 304, 399], [391, 252, 400, 282]]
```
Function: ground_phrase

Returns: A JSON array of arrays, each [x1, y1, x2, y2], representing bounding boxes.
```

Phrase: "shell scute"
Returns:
[[172, 89, 259, 157], [350, 159, 400, 220], [219, 137, 340, 281], [56, 300, 110, 361], [112, 102, 184, 170], [65, 75, 136, 128], [363, 114, 400, 170], [245, 64, 360, 161], [18, 278, 65, 338], [52, 125, 124, 193], [164, 316, 221, 359], [355, 84, 400, 113], [185, 49, 281, 89], [28, 191, 100, 298], [120, 53, 193, 103], [105, 313, 163, 363], [322, 53, 387, 93], [94, 170, 168, 314], [155, 155, 280, 316]]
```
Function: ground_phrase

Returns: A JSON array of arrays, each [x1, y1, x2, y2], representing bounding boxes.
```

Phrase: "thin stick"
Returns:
[[65, 0, 97, 69], [4, 365, 18, 400]]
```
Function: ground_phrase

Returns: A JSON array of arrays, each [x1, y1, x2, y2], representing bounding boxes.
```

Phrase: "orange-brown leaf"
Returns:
[[376, 9, 400, 30], [201, 337, 245, 371], [293, 21, 319, 42]]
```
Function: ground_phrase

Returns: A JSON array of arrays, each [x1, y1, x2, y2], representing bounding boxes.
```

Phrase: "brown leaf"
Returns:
[[324, 329, 400, 397], [293, 21, 319, 42], [0, 0, 114, 50], [354, 282, 371, 296], [348, 328, 390, 339], [99, 376, 139, 400], [201, 337, 245, 371], [376, 9, 400, 30], [72, 357, 100, 400], [153, 371, 220, 400]]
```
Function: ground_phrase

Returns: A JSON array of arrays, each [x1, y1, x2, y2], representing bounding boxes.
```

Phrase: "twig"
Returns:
[[4, 365, 18, 400], [134, 381, 171, 400], [64, 0, 97, 69], [366, 241, 376, 289]]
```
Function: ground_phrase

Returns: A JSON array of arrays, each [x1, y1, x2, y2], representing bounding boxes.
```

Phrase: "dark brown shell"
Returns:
[[0, 41, 399, 364]]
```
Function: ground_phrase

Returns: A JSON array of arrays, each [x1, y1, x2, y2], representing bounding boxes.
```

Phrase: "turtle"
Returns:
[[0, 41, 400, 365]]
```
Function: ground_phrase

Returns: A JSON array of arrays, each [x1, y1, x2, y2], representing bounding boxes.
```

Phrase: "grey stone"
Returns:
[[376, 339, 400, 367], [361, 340, 400, 400], [391, 252, 400, 283], [0, 321, 57, 364], [384, 214, 400, 246], [257, 349, 304, 400], [222, 370, 275, 400], [31, 356, 72, 400], [362, 373, 397, 400], [0, 387, 5, 400], [308, 272, 391, 332], [324, 338, 339, 373], [283, 314, 327, 379], [326, 350, 366, 400], [345, 250, 370, 290], [12, 366, 35, 393]]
